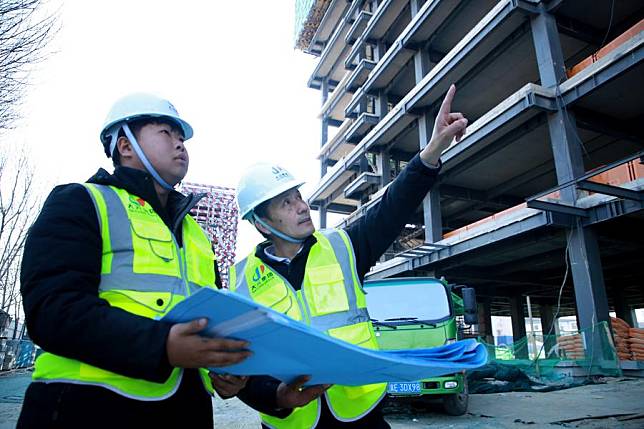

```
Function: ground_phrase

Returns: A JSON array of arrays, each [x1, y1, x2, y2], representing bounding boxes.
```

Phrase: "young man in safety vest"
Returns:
[[231, 85, 467, 428], [18, 93, 259, 428]]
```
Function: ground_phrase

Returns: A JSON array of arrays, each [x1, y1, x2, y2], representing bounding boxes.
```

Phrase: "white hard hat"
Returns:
[[237, 163, 305, 220], [100, 93, 193, 157]]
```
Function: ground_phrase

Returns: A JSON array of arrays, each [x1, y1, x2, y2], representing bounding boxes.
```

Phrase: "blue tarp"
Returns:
[[163, 288, 487, 386]]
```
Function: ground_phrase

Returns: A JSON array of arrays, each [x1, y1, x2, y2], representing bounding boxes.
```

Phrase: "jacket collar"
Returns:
[[86, 166, 203, 234], [255, 234, 318, 266]]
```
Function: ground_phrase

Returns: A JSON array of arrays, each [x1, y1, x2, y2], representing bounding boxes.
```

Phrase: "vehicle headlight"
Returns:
[[444, 381, 458, 389], [444, 338, 456, 345]]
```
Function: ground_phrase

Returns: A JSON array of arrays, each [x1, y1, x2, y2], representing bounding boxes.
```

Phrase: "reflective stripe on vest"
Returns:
[[32, 184, 217, 400], [230, 229, 386, 427]]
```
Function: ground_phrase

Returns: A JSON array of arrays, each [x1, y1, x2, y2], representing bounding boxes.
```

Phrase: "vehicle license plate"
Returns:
[[387, 382, 421, 394]]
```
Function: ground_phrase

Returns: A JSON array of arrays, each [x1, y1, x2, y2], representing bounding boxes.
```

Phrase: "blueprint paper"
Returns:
[[163, 288, 487, 386]]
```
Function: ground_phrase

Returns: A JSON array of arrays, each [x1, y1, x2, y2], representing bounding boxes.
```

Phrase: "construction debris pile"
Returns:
[[0, 339, 37, 370], [179, 182, 238, 288]]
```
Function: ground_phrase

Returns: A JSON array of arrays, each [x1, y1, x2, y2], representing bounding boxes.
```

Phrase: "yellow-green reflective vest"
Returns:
[[32, 184, 217, 400], [229, 229, 387, 428]]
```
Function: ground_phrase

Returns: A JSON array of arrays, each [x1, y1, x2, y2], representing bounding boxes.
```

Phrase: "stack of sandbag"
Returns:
[[627, 328, 644, 361], [557, 334, 585, 359], [611, 317, 633, 361]]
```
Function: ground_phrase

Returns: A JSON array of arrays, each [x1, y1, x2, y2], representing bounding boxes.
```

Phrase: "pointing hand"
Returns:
[[421, 84, 468, 166]]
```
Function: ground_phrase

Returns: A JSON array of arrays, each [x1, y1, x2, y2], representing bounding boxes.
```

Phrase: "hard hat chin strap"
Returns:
[[108, 126, 120, 157], [118, 123, 175, 191], [251, 213, 305, 244]]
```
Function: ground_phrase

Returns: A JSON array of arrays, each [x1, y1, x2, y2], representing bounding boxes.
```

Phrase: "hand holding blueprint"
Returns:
[[163, 288, 487, 386]]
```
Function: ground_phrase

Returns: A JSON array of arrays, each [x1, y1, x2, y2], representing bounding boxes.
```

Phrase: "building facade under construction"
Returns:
[[295, 0, 644, 370], [180, 182, 239, 288]]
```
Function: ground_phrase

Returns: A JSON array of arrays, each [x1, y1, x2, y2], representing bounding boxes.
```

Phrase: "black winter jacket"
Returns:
[[236, 154, 441, 427], [19, 166, 222, 428]]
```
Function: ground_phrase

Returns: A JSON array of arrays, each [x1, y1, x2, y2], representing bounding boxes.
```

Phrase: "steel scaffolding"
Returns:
[[297, 0, 644, 363], [180, 182, 239, 288]]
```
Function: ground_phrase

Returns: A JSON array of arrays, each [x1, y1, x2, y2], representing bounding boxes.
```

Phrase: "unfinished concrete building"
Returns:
[[295, 0, 643, 367], [180, 182, 239, 288]]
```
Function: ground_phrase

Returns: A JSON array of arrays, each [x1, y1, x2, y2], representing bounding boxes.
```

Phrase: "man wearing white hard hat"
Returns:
[[18, 93, 254, 427], [231, 85, 467, 428]]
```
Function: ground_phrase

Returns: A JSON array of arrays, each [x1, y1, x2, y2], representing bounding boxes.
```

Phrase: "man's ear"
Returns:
[[117, 136, 134, 161], [254, 218, 272, 236]]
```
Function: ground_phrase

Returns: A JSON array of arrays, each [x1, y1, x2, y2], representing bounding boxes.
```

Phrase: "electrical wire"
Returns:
[[554, 82, 592, 163], [553, 0, 617, 166], [599, 0, 616, 50], [532, 228, 572, 374]]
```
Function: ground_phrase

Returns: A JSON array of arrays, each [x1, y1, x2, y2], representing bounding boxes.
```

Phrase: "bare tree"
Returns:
[[0, 147, 40, 337], [1, 0, 59, 131]]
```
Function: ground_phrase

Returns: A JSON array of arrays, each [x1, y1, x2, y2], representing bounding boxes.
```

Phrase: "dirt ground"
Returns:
[[214, 378, 644, 428], [2, 371, 643, 428]]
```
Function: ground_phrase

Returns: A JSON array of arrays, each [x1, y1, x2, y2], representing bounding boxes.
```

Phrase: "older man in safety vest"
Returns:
[[231, 85, 467, 428]]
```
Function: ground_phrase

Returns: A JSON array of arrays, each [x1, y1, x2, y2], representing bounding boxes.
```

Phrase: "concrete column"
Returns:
[[476, 298, 495, 360], [376, 149, 391, 188], [539, 303, 558, 358], [418, 110, 442, 242], [568, 223, 611, 360], [321, 117, 329, 178], [319, 78, 330, 228], [320, 79, 330, 177], [321, 77, 329, 103], [376, 40, 387, 59], [424, 185, 442, 242], [531, 7, 611, 361], [410, 0, 423, 16], [359, 154, 369, 173], [319, 205, 327, 229], [413, 45, 441, 243], [510, 295, 529, 359], [376, 90, 388, 119], [375, 41, 389, 122], [477, 298, 494, 345], [613, 288, 635, 328]]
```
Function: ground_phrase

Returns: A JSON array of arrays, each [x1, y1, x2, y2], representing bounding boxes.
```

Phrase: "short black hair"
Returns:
[[251, 199, 274, 240], [111, 117, 183, 167], [253, 199, 272, 221]]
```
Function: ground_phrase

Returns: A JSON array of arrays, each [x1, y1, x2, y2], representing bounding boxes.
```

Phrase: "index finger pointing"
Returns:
[[439, 84, 456, 115]]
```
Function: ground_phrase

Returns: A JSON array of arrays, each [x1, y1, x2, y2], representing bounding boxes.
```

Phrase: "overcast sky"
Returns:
[[8, 0, 333, 258], [6, 1, 644, 327]]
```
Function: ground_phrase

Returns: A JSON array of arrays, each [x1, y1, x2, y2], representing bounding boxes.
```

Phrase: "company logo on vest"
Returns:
[[250, 264, 274, 293], [127, 195, 155, 216]]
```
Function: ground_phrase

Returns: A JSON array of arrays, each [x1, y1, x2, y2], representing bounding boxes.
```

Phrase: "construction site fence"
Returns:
[[476, 321, 623, 382], [0, 339, 40, 371]]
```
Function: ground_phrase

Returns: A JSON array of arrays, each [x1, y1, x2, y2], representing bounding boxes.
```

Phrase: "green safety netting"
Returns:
[[451, 292, 464, 316], [468, 322, 621, 393]]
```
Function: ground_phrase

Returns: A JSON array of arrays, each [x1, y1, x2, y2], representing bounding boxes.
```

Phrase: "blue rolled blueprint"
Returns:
[[163, 288, 487, 386]]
